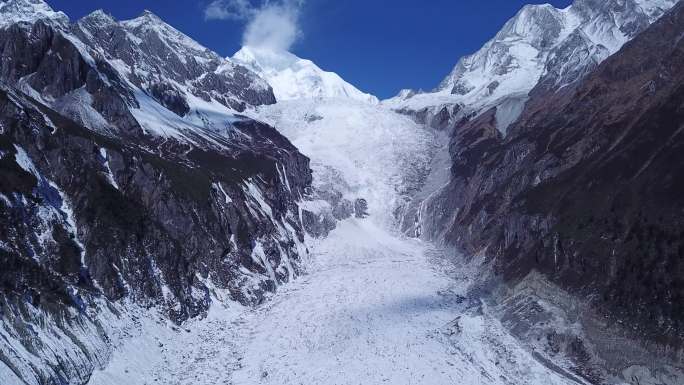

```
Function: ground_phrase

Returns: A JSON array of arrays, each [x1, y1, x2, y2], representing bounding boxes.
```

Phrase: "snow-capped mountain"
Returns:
[[1, 0, 278, 141], [68, 9, 278, 140], [0, 1, 315, 384], [0, 0, 66, 27], [2, 0, 684, 384], [385, 0, 677, 134], [233, 46, 378, 104]]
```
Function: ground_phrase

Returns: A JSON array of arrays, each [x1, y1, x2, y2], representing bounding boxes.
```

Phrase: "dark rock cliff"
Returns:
[[425, 3, 684, 348]]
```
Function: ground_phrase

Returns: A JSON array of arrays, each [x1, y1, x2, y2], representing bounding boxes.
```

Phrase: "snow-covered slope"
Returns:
[[235, 43, 431, 231], [234, 46, 378, 104], [385, 0, 677, 134]]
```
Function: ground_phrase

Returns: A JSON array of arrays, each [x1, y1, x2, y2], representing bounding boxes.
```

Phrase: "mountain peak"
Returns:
[[139, 9, 161, 21], [123, 9, 167, 28], [233, 46, 378, 104], [438, 0, 677, 98], [385, 0, 677, 135], [0, 0, 69, 28], [79, 9, 116, 25], [121, 10, 211, 58], [634, 0, 679, 19]]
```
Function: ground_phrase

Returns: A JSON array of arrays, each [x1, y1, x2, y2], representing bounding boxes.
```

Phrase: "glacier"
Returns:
[[85, 46, 612, 385]]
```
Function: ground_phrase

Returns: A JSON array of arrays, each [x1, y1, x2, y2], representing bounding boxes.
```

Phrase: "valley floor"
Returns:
[[88, 99, 585, 385], [88, 220, 583, 385]]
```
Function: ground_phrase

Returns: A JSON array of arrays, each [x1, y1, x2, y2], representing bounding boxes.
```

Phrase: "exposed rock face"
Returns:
[[393, 1, 684, 382], [0, 86, 310, 385], [0, 1, 313, 384], [423, 1, 684, 352]]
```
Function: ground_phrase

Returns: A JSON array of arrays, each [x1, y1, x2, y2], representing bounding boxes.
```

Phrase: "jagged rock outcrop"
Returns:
[[0, 2, 276, 137]]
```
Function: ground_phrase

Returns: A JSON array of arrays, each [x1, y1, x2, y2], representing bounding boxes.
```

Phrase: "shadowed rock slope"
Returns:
[[425, 2, 684, 348]]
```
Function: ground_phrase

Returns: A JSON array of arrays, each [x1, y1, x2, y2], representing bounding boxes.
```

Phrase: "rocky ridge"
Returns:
[[385, 0, 676, 134]]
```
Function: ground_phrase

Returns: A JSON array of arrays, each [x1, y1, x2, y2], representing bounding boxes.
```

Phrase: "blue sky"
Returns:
[[47, 0, 573, 99]]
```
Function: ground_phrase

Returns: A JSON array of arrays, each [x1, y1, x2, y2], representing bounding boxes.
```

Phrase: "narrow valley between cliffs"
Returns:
[[85, 98, 586, 385], [1, 1, 683, 385]]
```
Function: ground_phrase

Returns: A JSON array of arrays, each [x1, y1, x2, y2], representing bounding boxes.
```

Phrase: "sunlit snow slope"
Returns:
[[234, 46, 379, 104], [384, 0, 677, 134]]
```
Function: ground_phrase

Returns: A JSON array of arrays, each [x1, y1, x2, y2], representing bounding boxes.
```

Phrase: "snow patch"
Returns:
[[99, 148, 120, 190], [213, 182, 233, 204], [13, 145, 39, 176], [495, 95, 528, 136]]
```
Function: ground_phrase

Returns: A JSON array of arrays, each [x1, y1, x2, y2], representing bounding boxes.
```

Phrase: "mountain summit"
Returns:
[[233, 46, 378, 103]]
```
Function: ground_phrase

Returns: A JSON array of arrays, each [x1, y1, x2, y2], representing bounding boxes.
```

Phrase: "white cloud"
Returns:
[[204, 0, 304, 52], [243, 3, 301, 51]]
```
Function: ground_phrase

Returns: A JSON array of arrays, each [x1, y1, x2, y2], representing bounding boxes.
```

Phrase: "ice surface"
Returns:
[[229, 220, 578, 385], [87, 220, 583, 385]]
